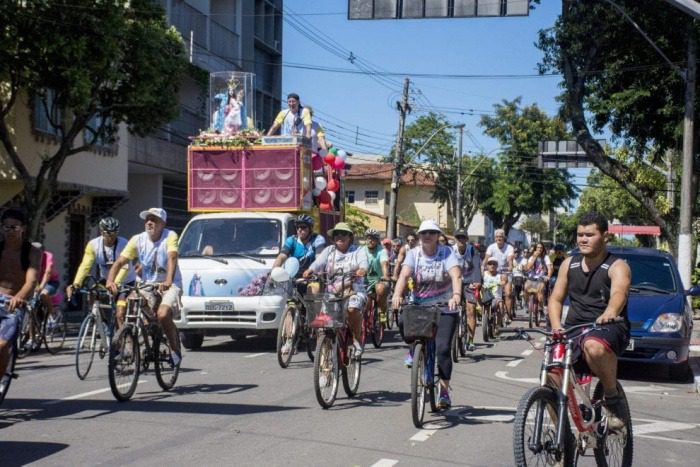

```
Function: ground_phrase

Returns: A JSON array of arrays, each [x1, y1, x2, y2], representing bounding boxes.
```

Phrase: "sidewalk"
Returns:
[[690, 317, 700, 393]]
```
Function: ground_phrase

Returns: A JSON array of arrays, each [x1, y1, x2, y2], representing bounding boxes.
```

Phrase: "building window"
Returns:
[[365, 190, 379, 205], [33, 89, 62, 137], [346, 191, 355, 203], [83, 114, 113, 149], [385, 191, 390, 205]]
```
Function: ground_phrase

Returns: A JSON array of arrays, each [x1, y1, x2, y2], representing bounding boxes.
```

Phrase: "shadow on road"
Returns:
[[0, 441, 69, 466]]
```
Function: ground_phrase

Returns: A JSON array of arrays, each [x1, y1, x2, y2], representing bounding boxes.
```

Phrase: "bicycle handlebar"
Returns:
[[501, 317, 625, 341]]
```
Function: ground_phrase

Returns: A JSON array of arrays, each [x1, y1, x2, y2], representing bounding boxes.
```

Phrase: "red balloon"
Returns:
[[333, 157, 345, 170], [312, 154, 323, 171], [327, 178, 340, 192], [324, 153, 336, 165]]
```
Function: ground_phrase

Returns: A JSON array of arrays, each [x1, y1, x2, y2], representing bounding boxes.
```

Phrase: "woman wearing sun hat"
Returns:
[[391, 219, 462, 409]]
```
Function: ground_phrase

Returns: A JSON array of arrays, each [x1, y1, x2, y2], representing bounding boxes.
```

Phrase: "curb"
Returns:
[[691, 355, 700, 394]]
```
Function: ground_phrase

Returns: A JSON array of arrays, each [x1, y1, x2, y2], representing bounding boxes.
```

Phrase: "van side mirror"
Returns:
[[686, 285, 700, 296]]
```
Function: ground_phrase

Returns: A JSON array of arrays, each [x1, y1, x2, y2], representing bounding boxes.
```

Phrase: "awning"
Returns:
[[608, 224, 661, 236]]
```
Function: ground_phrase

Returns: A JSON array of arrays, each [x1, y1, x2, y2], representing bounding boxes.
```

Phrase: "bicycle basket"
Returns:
[[304, 293, 347, 329], [402, 304, 440, 339]]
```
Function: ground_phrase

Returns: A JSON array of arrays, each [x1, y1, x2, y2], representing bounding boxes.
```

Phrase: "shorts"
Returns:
[[43, 281, 59, 296], [570, 321, 630, 374], [161, 285, 182, 310], [0, 298, 25, 342], [347, 293, 367, 312], [463, 286, 479, 305], [524, 279, 545, 293]]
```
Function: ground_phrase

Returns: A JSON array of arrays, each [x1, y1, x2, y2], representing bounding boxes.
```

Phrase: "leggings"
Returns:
[[435, 312, 458, 381]]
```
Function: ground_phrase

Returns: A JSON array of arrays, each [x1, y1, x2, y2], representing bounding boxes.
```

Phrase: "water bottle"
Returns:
[[407, 277, 415, 304]]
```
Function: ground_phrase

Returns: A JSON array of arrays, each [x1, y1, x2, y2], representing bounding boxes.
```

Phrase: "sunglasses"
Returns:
[[420, 230, 440, 235], [333, 232, 350, 238], [295, 224, 309, 230], [2, 224, 23, 232], [101, 230, 118, 236]]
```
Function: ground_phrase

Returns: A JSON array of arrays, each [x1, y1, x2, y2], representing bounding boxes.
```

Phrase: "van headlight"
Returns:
[[650, 313, 683, 333]]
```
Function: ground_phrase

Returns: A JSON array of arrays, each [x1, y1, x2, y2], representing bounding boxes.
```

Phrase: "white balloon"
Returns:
[[284, 257, 300, 278], [337, 150, 347, 159], [314, 176, 327, 190], [312, 187, 322, 196], [328, 191, 336, 202], [270, 267, 290, 283]]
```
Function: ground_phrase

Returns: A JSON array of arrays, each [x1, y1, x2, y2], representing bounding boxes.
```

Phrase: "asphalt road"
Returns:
[[2, 313, 699, 466]]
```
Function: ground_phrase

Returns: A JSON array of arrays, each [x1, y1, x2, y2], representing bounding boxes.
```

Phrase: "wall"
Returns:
[[115, 174, 164, 237]]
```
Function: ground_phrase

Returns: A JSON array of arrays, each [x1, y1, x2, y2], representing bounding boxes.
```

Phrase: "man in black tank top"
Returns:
[[548, 212, 631, 430]]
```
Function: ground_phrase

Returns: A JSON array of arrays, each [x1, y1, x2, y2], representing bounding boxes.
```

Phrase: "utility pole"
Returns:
[[679, 27, 696, 287], [387, 78, 410, 239], [454, 123, 465, 229]]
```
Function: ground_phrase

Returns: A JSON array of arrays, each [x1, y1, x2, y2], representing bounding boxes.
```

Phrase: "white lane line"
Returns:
[[43, 380, 149, 405], [506, 359, 523, 368], [410, 429, 437, 442], [689, 345, 700, 352], [495, 371, 539, 384], [245, 353, 267, 358], [520, 349, 534, 356], [371, 459, 399, 467], [636, 434, 700, 446]]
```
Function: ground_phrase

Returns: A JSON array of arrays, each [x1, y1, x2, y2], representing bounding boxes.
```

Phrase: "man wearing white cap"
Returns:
[[106, 207, 183, 366]]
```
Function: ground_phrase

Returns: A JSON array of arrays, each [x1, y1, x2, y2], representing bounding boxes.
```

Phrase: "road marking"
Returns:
[[689, 345, 700, 352], [520, 349, 533, 356], [43, 380, 149, 405], [632, 419, 696, 435], [636, 434, 700, 446], [506, 359, 523, 368], [410, 429, 437, 441], [245, 353, 267, 358], [624, 385, 678, 394], [371, 459, 398, 467], [495, 371, 539, 384]]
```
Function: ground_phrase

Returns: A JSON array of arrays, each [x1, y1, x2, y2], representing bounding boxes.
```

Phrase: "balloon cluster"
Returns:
[[311, 147, 347, 210]]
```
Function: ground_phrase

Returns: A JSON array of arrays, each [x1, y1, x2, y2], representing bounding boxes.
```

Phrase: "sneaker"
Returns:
[[467, 342, 476, 352], [404, 351, 413, 368], [353, 340, 364, 357], [438, 390, 451, 410], [171, 351, 182, 367], [604, 395, 627, 431]]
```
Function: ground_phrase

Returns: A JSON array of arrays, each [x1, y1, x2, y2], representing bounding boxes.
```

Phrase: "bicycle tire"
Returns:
[[451, 326, 459, 363], [154, 330, 180, 391], [75, 313, 97, 380], [592, 382, 634, 467], [482, 304, 490, 343], [276, 304, 297, 368], [513, 386, 575, 467], [410, 342, 428, 427], [43, 310, 67, 354], [426, 340, 438, 413], [0, 335, 18, 406], [341, 334, 361, 397], [16, 311, 33, 359], [313, 334, 338, 409], [371, 301, 384, 348], [108, 326, 140, 402]]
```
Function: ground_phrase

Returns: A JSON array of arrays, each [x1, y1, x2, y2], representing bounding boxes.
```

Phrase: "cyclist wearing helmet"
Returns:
[[66, 217, 137, 328], [272, 214, 326, 274], [361, 228, 390, 323]]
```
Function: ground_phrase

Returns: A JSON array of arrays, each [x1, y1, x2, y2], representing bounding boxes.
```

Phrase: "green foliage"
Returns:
[[344, 205, 371, 236], [554, 212, 577, 248], [519, 215, 549, 241], [478, 98, 577, 233], [0, 0, 187, 237]]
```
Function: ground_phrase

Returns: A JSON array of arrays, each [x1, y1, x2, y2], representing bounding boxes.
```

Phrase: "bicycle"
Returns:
[[275, 276, 315, 368], [74, 278, 115, 380], [17, 291, 66, 358], [108, 283, 181, 402], [481, 293, 500, 343], [307, 272, 361, 409], [0, 303, 26, 406], [363, 279, 388, 348], [403, 303, 457, 428], [524, 277, 547, 329], [452, 288, 474, 361], [505, 320, 633, 467]]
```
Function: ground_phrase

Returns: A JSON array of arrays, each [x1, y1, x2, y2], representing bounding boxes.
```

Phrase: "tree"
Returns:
[[479, 98, 578, 234], [344, 205, 371, 238], [519, 215, 549, 242], [537, 0, 698, 252], [0, 0, 187, 238]]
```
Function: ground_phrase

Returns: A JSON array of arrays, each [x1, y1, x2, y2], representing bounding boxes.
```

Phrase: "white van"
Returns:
[[176, 212, 299, 349]]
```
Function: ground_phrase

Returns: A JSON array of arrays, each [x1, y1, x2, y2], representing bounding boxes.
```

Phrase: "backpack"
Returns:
[[0, 240, 32, 271]]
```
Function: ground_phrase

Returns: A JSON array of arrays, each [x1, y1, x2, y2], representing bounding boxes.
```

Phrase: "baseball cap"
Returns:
[[417, 219, 442, 234], [139, 207, 167, 223], [486, 257, 498, 264], [454, 228, 468, 238]]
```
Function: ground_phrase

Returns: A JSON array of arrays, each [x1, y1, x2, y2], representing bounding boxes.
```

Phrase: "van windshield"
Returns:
[[179, 218, 281, 257]]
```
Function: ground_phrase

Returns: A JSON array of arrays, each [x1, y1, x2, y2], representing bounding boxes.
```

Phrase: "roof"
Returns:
[[345, 163, 435, 186]]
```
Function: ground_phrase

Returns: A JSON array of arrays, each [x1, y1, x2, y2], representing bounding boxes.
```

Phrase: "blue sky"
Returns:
[[281, 0, 564, 158]]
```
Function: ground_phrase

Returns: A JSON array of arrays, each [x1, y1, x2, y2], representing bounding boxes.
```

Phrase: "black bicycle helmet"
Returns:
[[295, 214, 314, 227], [99, 216, 120, 232]]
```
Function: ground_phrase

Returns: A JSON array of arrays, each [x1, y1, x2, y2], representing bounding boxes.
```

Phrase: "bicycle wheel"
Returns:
[[43, 310, 67, 354], [593, 382, 634, 467], [341, 334, 362, 397], [410, 342, 428, 427], [450, 326, 459, 363], [482, 304, 490, 342], [513, 386, 575, 467], [276, 304, 298, 369], [371, 302, 384, 348], [426, 340, 439, 413], [16, 311, 33, 359], [313, 334, 338, 409], [0, 337, 17, 406], [108, 326, 140, 402], [75, 313, 98, 380], [154, 330, 181, 391]]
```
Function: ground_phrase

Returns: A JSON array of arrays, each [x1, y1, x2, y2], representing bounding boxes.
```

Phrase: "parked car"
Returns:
[[564, 246, 700, 380]]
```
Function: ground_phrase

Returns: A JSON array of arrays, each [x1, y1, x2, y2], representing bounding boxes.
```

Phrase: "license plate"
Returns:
[[205, 301, 234, 312], [626, 339, 634, 351]]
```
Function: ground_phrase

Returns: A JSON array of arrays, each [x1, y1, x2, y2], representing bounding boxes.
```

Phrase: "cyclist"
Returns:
[[483, 257, 507, 327], [483, 229, 515, 323], [452, 228, 481, 352], [106, 208, 183, 366], [0, 209, 41, 380], [523, 242, 552, 320], [273, 214, 326, 274], [391, 220, 462, 409], [548, 212, 631, 430], [512, 247, 527, 312], [66, 217, 136, 330], [361, 228, 390, 324], [24, 242, 62, 351], [303, 222, 368, 355]]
